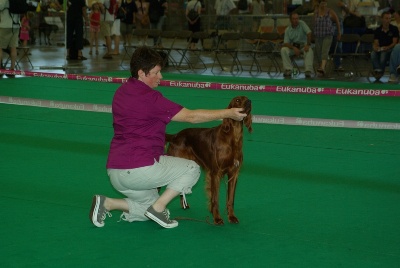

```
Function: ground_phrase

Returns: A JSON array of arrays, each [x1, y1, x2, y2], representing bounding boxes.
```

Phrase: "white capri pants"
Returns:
[[108, 155, 200, 222]]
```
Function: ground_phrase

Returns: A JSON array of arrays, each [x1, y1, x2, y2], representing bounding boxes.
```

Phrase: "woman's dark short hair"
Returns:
[[130, 46, 165, 78]]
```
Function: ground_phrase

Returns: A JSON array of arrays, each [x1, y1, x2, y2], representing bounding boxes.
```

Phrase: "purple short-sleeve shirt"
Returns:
[[106, 78, 183, 169]]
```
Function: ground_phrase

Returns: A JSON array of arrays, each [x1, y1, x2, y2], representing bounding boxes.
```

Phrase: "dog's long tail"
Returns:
[[164, 134, 175, 153]]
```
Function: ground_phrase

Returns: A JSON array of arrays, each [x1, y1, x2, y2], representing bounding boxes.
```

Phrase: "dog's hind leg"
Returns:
[[226, 171, 239, 224]]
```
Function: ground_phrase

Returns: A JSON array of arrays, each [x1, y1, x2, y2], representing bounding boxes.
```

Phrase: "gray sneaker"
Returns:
[[145, 206, 178, 228], [89, 195, 112, 227]]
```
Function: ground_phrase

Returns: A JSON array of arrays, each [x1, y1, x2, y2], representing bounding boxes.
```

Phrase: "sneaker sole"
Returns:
[[145, 211, 178, 229], [89, 195, 104, 228]]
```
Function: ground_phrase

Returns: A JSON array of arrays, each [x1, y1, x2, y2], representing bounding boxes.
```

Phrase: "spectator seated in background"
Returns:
[[391, 10, 400, 31], [371, 11, 398, 81], [388, 43, 400, 83], [280, 12, 314, 78]]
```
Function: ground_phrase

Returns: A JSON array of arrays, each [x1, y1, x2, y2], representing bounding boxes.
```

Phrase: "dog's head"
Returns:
[[223, 96, 252, 133]]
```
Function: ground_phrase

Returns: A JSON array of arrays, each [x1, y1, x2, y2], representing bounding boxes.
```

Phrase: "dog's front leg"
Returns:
[[207, 172, 224, 225], [226, 172, 239, 224]]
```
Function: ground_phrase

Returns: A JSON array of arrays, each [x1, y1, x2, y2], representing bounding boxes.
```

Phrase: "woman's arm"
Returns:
[[172, 107, 247, 123]]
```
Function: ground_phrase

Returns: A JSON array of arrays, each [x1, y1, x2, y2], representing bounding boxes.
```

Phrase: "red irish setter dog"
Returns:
[[166, 96, 252, 225]]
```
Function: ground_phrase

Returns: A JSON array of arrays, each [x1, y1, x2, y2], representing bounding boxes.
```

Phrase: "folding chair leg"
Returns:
[[16, 47, 33, 69], [249, 57, 261, 73]]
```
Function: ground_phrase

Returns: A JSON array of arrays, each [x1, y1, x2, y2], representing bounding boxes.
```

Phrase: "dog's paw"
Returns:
[[213, 217, 224, 225], [228, 215, 239, 224]]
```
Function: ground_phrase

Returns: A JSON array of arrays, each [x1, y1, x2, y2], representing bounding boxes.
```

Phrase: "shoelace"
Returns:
[[101, 210, 112, 222], [181, 192, 188, 209], [162, 209, 173, 222], [118, 212, 127, 222]]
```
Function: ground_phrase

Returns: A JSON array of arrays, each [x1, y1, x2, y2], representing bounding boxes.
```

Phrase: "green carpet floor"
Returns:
[[1, 73, 399, 267]]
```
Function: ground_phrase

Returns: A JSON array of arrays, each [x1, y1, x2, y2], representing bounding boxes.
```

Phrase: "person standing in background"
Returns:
[[250, 0, 265, 31], [214, 0, 236, 31], [186, 0, 202, 49], [327, 0, 348, 71], [66, 0, 88, 60], [0, 0, 21, 78], [265, 0, 273, 14], [20, 11, 35, 47], [98, 0, 115, 59], [111, 0, 122, 55], [237, 0, 252, 32], [89, 2, 101, 55], [120, 0, 137, 47], [135, 0, 150, 45], [313, 0, 341, 76], [347, 0, 360, 17], [148, 0, 167, 46]]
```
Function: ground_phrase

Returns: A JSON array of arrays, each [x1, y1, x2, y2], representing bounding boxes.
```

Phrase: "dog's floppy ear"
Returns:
[[244, 113, 253, 133], [243, 98, 252, 133]]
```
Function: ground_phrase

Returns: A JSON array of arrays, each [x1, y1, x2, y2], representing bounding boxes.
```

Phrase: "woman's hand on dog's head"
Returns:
[[230, 108, 247, 121]]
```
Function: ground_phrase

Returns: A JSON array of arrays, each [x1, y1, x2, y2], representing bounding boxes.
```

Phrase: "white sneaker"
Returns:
[[388, 74, 398, 83]]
